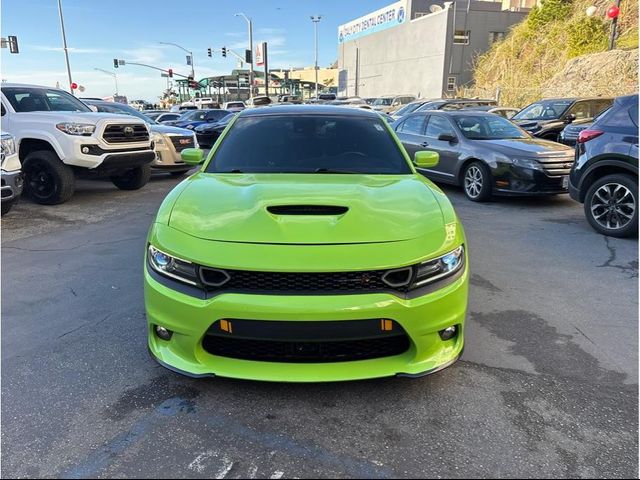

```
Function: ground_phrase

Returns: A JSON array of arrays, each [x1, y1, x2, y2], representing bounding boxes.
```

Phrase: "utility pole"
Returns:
[[235, 13, 254, 101], [311, 15, 322, 100], [159, 42, 195, 80], [608, 0, 622, 50], [57, 0, 74, 94]]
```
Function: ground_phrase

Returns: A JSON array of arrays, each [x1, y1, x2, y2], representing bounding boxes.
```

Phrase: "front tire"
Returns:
[[1, 201, 14, 216], [462, 161, 492, 202], [111, 165, 152, 190], [584, 174, 638, 238], [22, 150, 75, 205]]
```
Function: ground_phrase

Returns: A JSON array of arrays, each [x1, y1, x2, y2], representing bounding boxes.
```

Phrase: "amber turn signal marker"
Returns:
[[220, 319, 233, 333], [380, 319, 393, 331]]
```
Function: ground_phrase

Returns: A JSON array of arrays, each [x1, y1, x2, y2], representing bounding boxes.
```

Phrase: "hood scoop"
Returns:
[[267, 205, 349, 216]]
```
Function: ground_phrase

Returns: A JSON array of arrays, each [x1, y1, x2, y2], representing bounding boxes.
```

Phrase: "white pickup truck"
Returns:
[[0, 83, 155, 205]]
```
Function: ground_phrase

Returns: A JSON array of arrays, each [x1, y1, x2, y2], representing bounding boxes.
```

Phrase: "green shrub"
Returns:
[[527, 0, 573, 30], [567, 16, 609, 57]]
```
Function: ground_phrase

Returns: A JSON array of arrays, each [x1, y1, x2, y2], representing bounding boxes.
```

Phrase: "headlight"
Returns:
[[152, 132, 165, 145], [512, 157, 543, 171], [55, 122, 96, 136], [148, 245, 198, 285], [1, 134, 16, 162], [412, 245, 465, 288]]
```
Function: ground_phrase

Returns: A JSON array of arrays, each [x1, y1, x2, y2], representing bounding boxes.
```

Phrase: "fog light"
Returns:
[[81, 146, 89, 154], [155, 325, 173, 340], [439, 325, 457, 341]]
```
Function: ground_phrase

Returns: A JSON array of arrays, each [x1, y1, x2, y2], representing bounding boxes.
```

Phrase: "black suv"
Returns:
[[568, 94, 638, 237], [512, 97, 613, 141]]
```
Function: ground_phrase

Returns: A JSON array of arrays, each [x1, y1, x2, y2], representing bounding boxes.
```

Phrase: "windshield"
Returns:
[[206, 114, 412, 174], [513, 101, 573, 121], [179, 110, 208, 121], [372, 98, 393, 106], [3, 87, 92, 112], [91, 102, 157, 124], [455, 115, 529, 140]]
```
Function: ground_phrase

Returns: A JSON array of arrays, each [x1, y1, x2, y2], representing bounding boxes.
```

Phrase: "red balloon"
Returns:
[[70, 82, 78, 89], [607, 5, 620, 19]]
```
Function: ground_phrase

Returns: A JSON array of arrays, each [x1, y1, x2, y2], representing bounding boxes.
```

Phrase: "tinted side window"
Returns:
[[598, 104, 636, 129], [425, 115, 453, 137], [567, 101, 590, 120], [630, 101, 638, 128], [1, 103, 5, 116], [397, 115, 426, 135], [591, 99, 613, 117]]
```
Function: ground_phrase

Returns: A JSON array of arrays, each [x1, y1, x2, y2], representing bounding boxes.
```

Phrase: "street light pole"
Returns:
[[310, 15, 322, 100], [57, 0, 74, 94], [158, 41, 195, 79], [94, 68, 118, 95], [235, 13, 254, 101]]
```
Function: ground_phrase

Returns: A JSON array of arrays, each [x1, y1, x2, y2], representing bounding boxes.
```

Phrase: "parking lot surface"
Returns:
[[2, 173, 637, 478]]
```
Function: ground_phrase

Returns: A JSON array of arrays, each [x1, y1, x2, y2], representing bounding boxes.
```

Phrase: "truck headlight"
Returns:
[[512, 157, 543, 171], [56, 123, 96, 136], [152, 132, 165, 145], [1, 134, 16, 162], [412, 245, 465, 288], [148, 245, 198, 286]]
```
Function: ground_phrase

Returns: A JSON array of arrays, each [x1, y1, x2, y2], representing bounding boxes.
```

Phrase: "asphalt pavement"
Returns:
[[2, 172, 637, 478]]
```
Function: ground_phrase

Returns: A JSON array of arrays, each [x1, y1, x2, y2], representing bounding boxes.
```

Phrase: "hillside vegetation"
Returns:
[[464, 0, 638, 107]]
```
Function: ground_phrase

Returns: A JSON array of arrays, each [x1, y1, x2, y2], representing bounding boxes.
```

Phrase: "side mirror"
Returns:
[[414, 150, 439, 168], [438, 132, 458, 143], [181, 148, 204, 166], [564, 114, 576, 124]]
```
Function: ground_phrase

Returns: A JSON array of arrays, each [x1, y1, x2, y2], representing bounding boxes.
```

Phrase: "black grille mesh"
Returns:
[[103, 124, 149, 143]]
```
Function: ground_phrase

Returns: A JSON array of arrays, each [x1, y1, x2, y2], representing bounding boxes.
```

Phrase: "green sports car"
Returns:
[[144, 105, 468, 382]]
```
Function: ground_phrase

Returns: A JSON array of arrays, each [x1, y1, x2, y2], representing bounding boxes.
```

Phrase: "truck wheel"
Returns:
[[1, 201, 14, 216], [584, 174, 638, 238], [111, 165, 152, 190], [23, 150, 75, 205]]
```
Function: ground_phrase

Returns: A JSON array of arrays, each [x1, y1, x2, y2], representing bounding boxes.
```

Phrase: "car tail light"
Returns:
[[577, 129, 604, 144]]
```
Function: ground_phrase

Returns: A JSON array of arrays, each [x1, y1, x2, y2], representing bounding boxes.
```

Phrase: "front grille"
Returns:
[[538, 156, 575, 176], [202, 319, 410, 363], [169, 135, 195, 152], [199, 267, 396, 294], [103, 124, 149, 144]]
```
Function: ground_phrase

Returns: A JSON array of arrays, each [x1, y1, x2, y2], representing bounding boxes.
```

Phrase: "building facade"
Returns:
[[337, 0, 529, 99]]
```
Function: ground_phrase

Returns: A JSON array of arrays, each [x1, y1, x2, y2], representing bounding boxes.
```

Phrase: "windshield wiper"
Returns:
[[314, 168, 359, 174]]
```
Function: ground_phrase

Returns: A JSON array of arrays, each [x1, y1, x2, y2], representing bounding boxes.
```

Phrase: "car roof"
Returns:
[[239, 104, 383, 118], [1, 82, 66, 90]]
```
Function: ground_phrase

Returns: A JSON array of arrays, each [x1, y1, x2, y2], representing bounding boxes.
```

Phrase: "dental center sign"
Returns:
[[338, 0, 407, 43]]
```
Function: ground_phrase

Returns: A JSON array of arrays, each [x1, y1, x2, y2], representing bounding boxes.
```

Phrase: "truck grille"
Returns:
[[538, 156, 575, 176], [103, 124, 149, 144], [169, 135, 195, 152]]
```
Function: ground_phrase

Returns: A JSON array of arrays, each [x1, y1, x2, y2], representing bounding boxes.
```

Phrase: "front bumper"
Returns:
[[492, 164, 570, 196], [144, 262, 468, 382], [1, 169, 24, 203]]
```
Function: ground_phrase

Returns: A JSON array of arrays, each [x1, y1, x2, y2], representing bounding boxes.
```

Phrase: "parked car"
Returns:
[[568, 94, 638, 237], [169, 104, 198, 112], [154, 112, 183, 124], [389, 98, 440, 121], [364, 97, 378, 105], [1, 83, 155, 204], [1, 131, 23, 215], [278, 95, 302, 104], [193, 97, 219, 109], [558, 107, 612, 146], [392, 110, 574, 201], [318, 93, 337, 101], [414, 98, 498, 113], [163, 109, 231, 129], [221, 101, 246, 112], [82, 100, 197, 177], [465, 106, 520, 119], [371, 95, 416, 114], [144, 111, 168, 120], [512, 97, 613, 141], [246, 96, 272, 108], [194, 112, 237, 148], [145, 105, 468, 381]]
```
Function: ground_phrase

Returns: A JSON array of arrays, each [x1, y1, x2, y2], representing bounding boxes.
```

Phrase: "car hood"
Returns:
[[150, 124, 194, 135], [167, 173, 445, 244], [513, 119, 561, 131], [14, 111, 138, 125], [481, 138, 574, 157]]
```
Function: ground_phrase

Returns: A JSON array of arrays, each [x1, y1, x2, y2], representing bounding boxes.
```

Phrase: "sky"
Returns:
[[1, 0, 393, 101]]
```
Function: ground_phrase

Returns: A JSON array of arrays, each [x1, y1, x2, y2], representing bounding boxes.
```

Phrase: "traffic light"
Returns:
[[113, 58, 119, 69], [207, 47, 212, 57], [221, 47, 227, 58], [168, 68, 173, 78]]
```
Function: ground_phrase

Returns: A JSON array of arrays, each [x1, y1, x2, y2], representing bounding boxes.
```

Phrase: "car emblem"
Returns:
[[123, 126, 134, 136], [179, 139, 191, 145]]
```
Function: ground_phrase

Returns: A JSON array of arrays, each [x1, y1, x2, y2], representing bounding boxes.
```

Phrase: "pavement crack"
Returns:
[[3, 236, 139, 252], [597, 236, 638, 278], [57, 313, 112, 338]]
